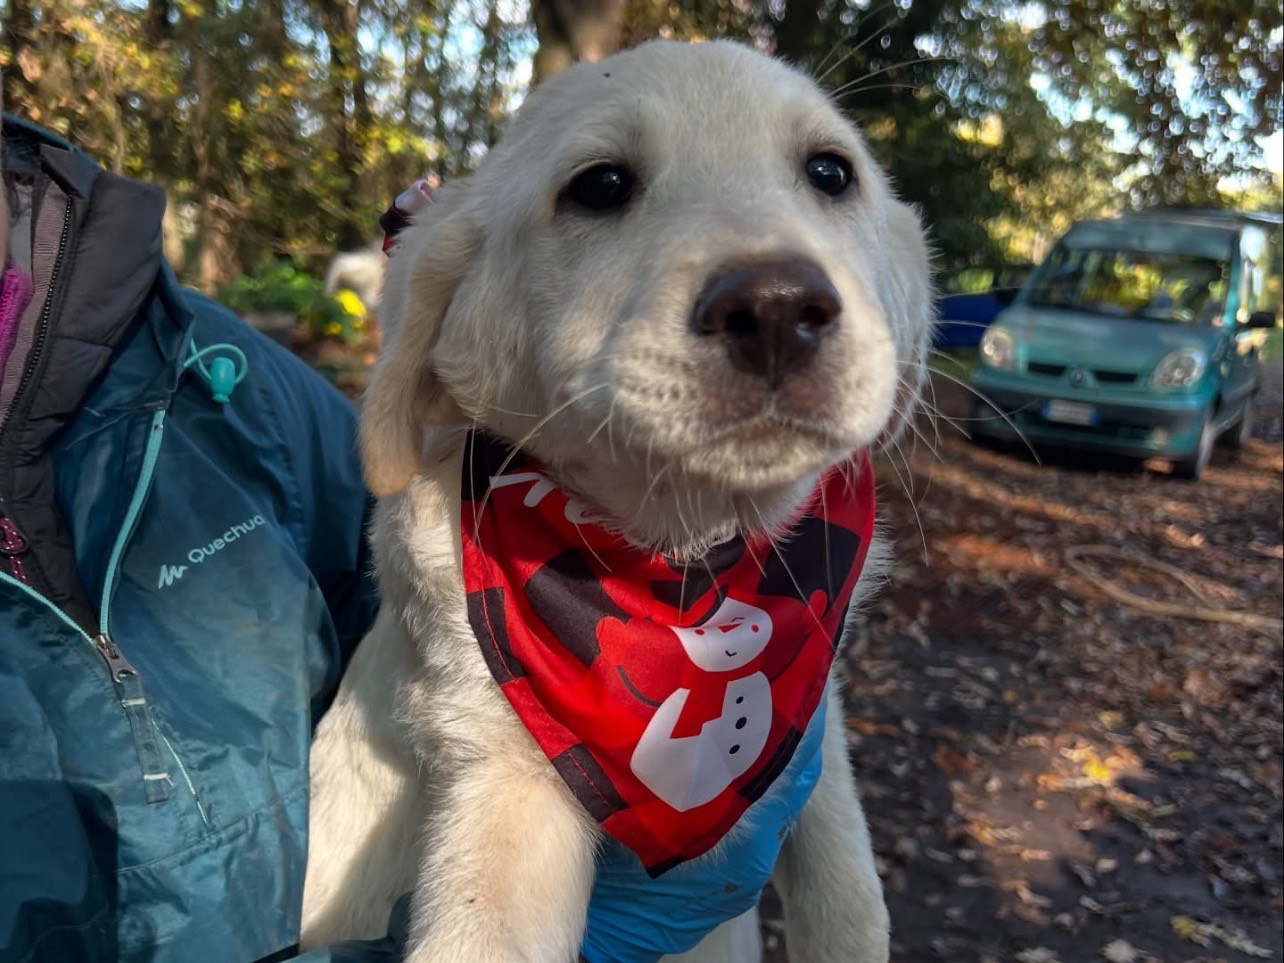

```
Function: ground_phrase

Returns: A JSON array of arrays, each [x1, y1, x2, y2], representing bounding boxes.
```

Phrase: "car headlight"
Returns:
[[980, 327, 1017, 370], [1150, 348, 1207, 389]]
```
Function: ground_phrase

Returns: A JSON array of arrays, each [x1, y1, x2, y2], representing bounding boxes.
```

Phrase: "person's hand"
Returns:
[[381, 176, 439, 254], [393, 177, 439, 218]]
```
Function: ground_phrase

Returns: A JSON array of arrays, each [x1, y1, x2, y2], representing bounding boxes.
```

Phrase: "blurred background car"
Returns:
[[968, 208, 1282, 480]]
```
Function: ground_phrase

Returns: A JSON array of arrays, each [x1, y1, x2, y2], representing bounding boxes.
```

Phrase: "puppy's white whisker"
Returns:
[[885, 433, 928, 565], [923, 361, 944, 453], [606, 394, 620, 464], [888, 371, 938, 462], [835, 81, 932, 102], [903, 380, 972, 439], [482, 401, 549, 418], [811, 0, 903, 83], [818, 476, 834, 605], [471, 381, 613, 546], [901, 402, 941, 463], [746, 496, 829, 639], [811, 32, 853, 83], [637, 461, 672, 513], [838, 454, 861, 501], [587, 409, 614, 445], [573, 519, 614, 575], [816, 5, 898, 84], [902, 359, 1042, 464], [673, 493, 692, 616], [816, 9, 907, 87], [827, 55, 954, 98]]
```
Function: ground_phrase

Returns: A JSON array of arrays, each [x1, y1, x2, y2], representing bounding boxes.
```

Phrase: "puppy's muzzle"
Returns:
[[692, 259, 842, 387]]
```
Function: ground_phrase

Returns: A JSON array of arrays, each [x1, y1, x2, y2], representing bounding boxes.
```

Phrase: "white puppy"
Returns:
[[301, 39, 932, 963]]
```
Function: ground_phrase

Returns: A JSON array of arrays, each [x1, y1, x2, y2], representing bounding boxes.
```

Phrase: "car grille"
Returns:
[[1093, 369, 1138, 384], [1025, 362, 1138, 385], [1028, 362, 1067, 377]]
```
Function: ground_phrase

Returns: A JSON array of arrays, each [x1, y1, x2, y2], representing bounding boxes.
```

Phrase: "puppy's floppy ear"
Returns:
[[360, 185, 482, 497]]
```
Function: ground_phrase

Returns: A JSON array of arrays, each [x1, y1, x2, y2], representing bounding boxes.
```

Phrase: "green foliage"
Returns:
[[1028, 1, 1282, 208], [217, 261, 366, 345], [3, 0, 530, 290], [3, 0, 1278, 287]]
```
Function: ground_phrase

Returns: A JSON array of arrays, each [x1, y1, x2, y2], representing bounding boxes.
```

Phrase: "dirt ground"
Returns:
[[761, 363, 1283, 963]]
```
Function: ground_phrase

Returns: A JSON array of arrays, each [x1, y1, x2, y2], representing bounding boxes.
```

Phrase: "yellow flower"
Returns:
[[334, 289, 367, 318], [324, 322, 343, 337]]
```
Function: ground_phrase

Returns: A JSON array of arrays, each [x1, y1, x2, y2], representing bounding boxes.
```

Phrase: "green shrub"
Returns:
[[218, 261, 366, 345]]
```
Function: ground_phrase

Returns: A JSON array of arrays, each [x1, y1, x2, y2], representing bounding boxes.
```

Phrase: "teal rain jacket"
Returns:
[[0, 114, 389, 963]]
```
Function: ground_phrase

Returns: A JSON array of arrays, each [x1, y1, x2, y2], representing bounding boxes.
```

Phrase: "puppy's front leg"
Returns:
[[773, 682, 889, 963], [406, 748, 600, 963]]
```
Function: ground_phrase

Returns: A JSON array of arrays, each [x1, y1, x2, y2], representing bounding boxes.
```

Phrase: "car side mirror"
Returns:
[[992, 287, 1018, 308], [1245, 310, 1279, 329]]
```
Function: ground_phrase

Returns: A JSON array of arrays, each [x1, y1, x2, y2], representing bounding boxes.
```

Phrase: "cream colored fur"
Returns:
[[302, 39, 932, 963]]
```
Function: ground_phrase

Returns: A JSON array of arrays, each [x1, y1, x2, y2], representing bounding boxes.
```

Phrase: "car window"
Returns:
[[1025, 245, 1230, 325], [942, 267, 996, 294], [940, 265, 1032, 295]]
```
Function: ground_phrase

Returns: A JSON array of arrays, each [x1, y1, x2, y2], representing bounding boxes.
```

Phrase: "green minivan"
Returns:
[[969, 208, 1282, 479]]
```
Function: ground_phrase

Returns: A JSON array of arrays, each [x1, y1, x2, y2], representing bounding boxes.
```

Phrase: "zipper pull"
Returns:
[[0, 514, 32, 585], [93, 633, 139, 682]]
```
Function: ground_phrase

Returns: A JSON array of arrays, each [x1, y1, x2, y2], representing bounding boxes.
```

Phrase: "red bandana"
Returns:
[[461, 431, 875, 875]]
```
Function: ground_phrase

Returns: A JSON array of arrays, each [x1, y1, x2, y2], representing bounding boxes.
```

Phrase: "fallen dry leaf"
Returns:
[[1015, 950, 1061, 963], [1101, 939, 1140, 962], [1170, 915, 1271, 957]]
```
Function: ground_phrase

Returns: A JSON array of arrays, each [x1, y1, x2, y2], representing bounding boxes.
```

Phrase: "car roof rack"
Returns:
[[1120, 206, 1283, 228]]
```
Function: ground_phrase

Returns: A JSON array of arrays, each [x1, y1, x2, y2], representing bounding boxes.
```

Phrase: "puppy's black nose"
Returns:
[[692, 259, 842, 385]]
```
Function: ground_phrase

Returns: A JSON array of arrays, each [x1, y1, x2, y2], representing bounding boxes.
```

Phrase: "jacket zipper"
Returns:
[[0, 410, 175, 803], [0, 202, 73, 438], [0, 191, 187, 806], [96, 409, 174, 802], [0, 198, 74, 605]]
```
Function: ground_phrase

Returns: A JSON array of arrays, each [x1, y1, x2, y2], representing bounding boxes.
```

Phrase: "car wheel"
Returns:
[[1173, 412, 1215, 481], [1223, 397, 1255, 450]]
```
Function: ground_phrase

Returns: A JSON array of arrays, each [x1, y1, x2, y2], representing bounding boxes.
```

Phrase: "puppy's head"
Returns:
[[365, 40, 932, 553]]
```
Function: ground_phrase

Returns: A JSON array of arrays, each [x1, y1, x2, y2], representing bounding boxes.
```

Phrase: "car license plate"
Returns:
[[1043, 400, 1098, 426]]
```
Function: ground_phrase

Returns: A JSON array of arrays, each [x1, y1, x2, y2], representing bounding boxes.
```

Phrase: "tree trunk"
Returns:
[[464, 0, 504, 149], [143, 0, 176, 212], [530, 0, 624, 83], [260, 0, 288, 63], [321, 0, 368, 248], [187, 23, 240, 290], [772, 0, 824, 65], [429, 0, 454, 178]]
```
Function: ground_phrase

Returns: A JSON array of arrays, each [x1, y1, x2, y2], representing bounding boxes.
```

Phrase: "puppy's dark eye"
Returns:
[[565, 164, 635, 211], [805, 153, 854, 197]]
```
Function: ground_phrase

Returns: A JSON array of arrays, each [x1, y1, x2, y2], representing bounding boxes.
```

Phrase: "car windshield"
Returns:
[[1025, 245, 1230, 325]]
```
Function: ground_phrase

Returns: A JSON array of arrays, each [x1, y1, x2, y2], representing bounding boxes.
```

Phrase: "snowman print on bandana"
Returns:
[[630, 597, 776, 812]]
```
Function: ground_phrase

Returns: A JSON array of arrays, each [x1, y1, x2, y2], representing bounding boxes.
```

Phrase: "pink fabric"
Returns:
[[0, 262, 35, 385]]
